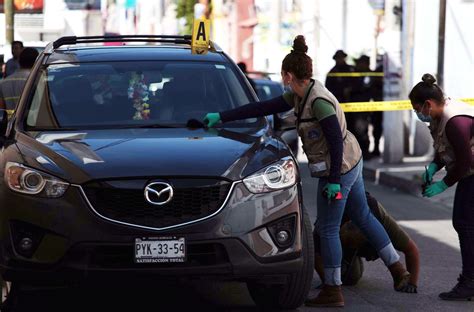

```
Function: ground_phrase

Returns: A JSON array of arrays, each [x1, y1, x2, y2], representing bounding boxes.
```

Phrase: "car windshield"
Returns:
[[25, 61, 256, 130]]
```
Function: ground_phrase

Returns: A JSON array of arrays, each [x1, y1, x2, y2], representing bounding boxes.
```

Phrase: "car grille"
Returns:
[[82, 180, 232, 229], [87, 243, 230, 269]]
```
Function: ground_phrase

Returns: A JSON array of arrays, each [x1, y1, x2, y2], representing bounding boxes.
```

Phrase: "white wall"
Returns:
[[315, 0, 377, 81], [412, 0, 474, 98], [253, 0, 377, 82], [444, 0, 474, 98]]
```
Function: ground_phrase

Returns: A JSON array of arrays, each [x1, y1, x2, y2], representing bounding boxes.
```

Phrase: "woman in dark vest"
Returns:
[[204, 35, 410, 307], [409, 74, 474, 301]]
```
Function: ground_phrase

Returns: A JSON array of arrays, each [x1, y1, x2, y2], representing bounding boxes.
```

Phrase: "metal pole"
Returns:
[[342, 0, 347, 50], [5, 0, 14, 45], [437, 0, 446, 88]]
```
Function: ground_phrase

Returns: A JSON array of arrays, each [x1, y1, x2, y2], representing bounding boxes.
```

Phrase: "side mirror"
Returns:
[[274, 110, 296, 132], [0, 110, 8, 137]]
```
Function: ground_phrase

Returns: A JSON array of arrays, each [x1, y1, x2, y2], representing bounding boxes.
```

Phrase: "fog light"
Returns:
[[10, 221, 45, 258], [276, 230, 290, 244], [267, 214, 296, 250], [19, 238, 33, 251]]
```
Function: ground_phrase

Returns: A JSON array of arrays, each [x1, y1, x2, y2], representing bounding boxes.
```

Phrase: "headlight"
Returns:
[[5, 162, 69, 198], [243, 158, 297, 193]]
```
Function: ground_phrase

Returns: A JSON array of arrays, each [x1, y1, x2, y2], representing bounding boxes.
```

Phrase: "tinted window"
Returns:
[[25, 61, 255, 129], [255, 81, 284, 101]]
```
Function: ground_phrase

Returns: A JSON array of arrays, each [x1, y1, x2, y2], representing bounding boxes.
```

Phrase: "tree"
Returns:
[[176, 0, 196, 35]]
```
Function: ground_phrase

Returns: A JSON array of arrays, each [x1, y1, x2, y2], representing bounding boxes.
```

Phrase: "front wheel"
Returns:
[[1, 278, 21, 311], [247, 207, 314, 310]]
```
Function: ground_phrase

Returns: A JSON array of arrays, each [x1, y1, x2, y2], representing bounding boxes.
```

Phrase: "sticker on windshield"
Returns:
[[215, 65, 226, 70]]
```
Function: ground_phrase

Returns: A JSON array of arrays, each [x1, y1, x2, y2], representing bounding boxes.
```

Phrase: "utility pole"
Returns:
[[342, 0, 347, 50], [5, 0, 14, 45], [437, 0, 447, 88]]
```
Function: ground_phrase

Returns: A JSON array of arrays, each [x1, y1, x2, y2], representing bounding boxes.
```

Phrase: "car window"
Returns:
[[25, 61, 256, 129], [255, 81, 284, 101]]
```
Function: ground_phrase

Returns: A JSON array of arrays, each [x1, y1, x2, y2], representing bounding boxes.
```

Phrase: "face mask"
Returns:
[[416, 112, 432, 123]]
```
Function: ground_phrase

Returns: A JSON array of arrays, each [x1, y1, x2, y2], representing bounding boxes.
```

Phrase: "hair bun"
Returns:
[[292, 35, 308, 53], [422, 73, 436, 85]]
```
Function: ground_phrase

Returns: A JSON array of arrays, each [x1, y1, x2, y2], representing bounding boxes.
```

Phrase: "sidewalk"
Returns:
[[362, 156, 455, 208]]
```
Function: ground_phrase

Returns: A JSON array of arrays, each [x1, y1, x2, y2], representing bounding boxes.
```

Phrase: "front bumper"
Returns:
[[0, 182, 303, 283]]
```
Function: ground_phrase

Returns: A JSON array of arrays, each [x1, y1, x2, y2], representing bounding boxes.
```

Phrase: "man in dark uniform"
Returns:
[[348, 55, 374, 159], [312, 192, 420, 293], [325, 50, 354, 104], [371, 55, 384, 157]]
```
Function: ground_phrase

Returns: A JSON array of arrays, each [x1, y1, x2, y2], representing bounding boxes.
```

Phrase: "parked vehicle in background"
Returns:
[[252, 77, 299, 155], [0, 35, 313, 310]]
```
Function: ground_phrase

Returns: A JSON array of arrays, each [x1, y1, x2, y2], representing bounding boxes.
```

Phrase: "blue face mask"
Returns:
[[416, 111, 432, 123], [415, 102, 432, 123]]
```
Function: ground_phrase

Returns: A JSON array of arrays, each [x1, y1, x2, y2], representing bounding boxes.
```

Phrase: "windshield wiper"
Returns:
[[120, 123, 179, 129], [27, 127, 80, 131]]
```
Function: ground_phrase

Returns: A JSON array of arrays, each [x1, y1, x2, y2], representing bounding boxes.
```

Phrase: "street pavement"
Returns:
[[10, 154, 473, 311]]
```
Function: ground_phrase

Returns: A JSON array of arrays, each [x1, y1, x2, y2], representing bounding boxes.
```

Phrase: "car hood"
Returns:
[[16, 127, 286, 184]]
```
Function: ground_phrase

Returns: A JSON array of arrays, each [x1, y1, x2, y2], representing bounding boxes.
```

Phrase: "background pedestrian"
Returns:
[[3, 41, 24, 78]]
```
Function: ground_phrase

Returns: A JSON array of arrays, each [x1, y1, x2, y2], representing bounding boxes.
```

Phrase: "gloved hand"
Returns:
[[422, 162, 438, 185], [423, 180, 448, 198], [203, 113, 221, 128], [323, 183, 341, 200], [398, 283, 418, 294]]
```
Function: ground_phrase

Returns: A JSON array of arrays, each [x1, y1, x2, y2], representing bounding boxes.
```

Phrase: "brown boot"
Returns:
[[388, 261, 411, 291], [305, 285, 344, 307]]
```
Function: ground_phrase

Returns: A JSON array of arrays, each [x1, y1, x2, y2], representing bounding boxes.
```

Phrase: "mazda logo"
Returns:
[[144, 182, 174, 205]]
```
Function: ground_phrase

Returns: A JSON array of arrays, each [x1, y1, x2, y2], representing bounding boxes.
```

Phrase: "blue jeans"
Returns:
[[315, 160, 399, 285]]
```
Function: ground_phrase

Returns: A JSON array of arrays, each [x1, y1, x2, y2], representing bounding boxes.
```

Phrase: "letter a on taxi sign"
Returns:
[[192, 19, 210, 55]]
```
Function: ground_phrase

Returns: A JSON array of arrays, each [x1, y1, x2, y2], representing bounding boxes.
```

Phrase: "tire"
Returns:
[[247, 207, 314, 310], [1, 278, 21, 312]]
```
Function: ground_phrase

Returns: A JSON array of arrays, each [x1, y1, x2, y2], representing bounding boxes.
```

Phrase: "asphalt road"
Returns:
[[8, 157, 473, 311]]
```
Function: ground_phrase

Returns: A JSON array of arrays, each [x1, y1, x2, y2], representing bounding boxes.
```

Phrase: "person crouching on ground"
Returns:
[[313, 192, 420, 293]]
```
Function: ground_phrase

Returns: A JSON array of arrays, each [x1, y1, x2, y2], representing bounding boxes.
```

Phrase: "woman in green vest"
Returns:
[[204, 35, 411, 307], [410, 74, 474, 301]]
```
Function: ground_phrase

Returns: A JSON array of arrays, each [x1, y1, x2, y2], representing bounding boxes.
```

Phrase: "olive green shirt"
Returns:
[[341, 201, 411, 253], [283, 90, 336, 121]]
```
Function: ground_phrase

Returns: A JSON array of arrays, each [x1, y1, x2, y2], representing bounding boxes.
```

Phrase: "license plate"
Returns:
[[134, 237, 186, 263]]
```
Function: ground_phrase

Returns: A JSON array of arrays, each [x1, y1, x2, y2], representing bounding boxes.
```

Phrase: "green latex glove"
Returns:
[[203, 113, 221, 128], [423, 180, 448, 198], [323, 183, 341, 199], [422, 162, 439, 185]]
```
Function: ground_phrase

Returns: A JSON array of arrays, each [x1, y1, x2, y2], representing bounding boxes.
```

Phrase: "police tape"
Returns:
[[340, 98, 474, 112], [5, 100, 473, 117], [327, 72, 384, 77]]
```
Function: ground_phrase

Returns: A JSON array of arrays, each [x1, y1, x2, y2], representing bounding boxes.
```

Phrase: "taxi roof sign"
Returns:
[[191, 19, 211, 55]]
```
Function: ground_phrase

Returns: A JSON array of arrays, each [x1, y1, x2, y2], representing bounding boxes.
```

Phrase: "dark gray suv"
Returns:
[[0, 35, 313, 310]]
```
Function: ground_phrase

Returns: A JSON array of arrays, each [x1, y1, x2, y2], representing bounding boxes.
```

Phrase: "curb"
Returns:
[[363, 166, 423, 197]]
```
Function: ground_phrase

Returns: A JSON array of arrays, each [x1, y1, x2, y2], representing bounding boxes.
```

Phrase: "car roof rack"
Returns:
[[45, 35, 193, 53]]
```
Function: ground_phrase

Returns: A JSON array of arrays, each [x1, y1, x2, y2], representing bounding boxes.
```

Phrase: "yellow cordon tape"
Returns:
[[327, 72, 384, 77], [340, 98, 474, 112], [5, 100, 473, 116]]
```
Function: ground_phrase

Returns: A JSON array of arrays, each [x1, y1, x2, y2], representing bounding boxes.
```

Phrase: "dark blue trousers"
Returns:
[[453, 174, 474, 278]]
